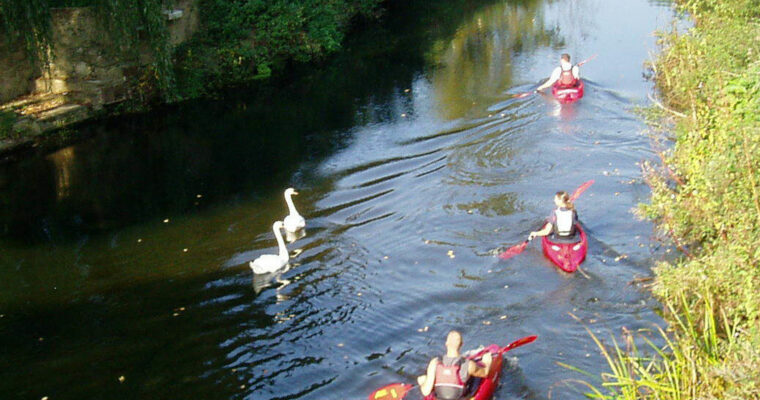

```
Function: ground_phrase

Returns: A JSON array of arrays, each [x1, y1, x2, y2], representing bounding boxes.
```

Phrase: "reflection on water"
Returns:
[[0, 0, 676, 399], [430, 1, 560, 119]]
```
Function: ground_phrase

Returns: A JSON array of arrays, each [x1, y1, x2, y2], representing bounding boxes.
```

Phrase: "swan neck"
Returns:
[[285, 192, 300, 216], [274, 224, 288, 259]]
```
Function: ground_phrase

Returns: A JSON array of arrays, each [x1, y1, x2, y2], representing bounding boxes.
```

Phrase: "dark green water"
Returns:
[[0, 0, 675, 399]]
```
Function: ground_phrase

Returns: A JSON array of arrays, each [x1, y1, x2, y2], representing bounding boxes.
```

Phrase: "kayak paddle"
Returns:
[[511, 90, 535, 99], [498, 180, 594, 260], [468, 335, 538, 359], [368, 383, 413, 400], [498, 237, 532, 260], [569, 179, 594, 202], [576, 54, 597, 67]]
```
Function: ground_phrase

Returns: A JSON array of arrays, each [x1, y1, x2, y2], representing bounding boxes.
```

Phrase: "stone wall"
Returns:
[[0, 1, 199, 109], [0, 40, 39, 103]]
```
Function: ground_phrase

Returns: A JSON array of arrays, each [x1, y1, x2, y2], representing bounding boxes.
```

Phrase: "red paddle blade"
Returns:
[[369, 383, 413, 400], [512, 91, 533, 99], [500, 335, 538, 354], [498, 240, 529, 259], [569, 180, 594, 202], [577, 54, 598, 67]]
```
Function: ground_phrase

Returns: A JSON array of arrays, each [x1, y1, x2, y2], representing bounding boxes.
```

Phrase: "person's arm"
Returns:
[[418, 357, 439, 396], [572, 65, 580, 79], [529, 222, 552, 240], [536, 67, 561, 92], [467, 352, 493, 378]]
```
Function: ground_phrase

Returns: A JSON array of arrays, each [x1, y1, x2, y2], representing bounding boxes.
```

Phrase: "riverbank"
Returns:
[[0, 0, 382, 158], [588, 0, 760, 397]]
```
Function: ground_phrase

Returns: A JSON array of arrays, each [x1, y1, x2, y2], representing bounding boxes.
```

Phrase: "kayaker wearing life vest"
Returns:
[[535, 53, 580, 92], [417, 330, 493, 400], [529, 191, 579, 242]]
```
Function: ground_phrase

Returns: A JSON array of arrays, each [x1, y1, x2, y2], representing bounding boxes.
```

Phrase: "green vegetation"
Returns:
[[566, 0, 760, 398], [0, 0, 382, 102], [173, 0, 381, 99], [0, 110, 17, 139]]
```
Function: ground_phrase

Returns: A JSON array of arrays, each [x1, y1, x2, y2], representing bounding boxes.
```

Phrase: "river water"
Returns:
[[0, 1, 675, 399]]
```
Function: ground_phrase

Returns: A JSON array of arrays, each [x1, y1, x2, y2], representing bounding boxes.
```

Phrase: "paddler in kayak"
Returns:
[[416, 330, 493, 400], [529, 191, 580, 243], [534, 53, 580, 93]]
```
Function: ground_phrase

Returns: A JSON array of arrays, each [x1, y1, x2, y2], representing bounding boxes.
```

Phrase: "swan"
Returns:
[[250, 221, 289, 274], [283, 188, 306, 233]]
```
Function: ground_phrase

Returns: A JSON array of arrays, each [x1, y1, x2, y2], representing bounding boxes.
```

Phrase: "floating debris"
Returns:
[[118, 376, 125, 383], [417, 326, 430, 332], [499, 315, 507, 320], [482, 320, 491, 325], [357, 292, 362, 296], [183, 248, 188, 252], [447, 250, 455, 259], [404, 88, 411, 93], [196, 194, 203, 198], [383, 256, 389, 260], [401, 113, 407, 118], [163, 218, 170, 223], [337, 343, 344, 347], [137, 238, 142, 243]]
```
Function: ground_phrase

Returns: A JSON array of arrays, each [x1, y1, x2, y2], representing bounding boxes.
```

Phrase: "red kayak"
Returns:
[[541, 224, 587, 272], [551, 79, 584, 103], [423, 344, 504, 400], [369, 336, 536, 400]]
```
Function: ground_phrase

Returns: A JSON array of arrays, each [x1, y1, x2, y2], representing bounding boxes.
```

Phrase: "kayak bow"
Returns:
[[541, 224, 588, 272]]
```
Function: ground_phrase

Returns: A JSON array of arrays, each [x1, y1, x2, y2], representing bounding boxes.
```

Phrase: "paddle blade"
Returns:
[[500, 335, 538, 354], [569, 180, 594, 202], [369, 383, 413, 400], [511, 91, 534, 99], [498, 240, 529, 260], [577, 54, 598, 67]]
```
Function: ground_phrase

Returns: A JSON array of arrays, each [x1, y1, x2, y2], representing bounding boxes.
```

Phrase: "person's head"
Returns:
[[445, 330, 463, 352], [554, 191, 573, 209], [560, 53, 571, 63]]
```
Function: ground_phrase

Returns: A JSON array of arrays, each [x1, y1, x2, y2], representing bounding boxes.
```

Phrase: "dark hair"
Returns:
[[560, 53, 571, 62]]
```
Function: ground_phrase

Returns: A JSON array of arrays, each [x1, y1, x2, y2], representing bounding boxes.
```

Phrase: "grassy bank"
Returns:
[[575, 0, 760, 398]]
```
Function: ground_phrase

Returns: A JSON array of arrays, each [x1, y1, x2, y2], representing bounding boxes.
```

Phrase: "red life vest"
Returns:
[[558, 67, 577, 87], [434, 357, 466, 400]]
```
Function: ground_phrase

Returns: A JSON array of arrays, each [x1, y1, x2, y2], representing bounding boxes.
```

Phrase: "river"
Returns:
[[0, 0, 675, 399]]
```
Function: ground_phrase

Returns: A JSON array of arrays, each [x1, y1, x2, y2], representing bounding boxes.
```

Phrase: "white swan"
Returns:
[[249, 221, 289, 274], [283, 188, 306, 233]]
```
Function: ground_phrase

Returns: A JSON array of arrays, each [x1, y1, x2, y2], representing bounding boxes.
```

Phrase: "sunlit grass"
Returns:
[[560, 293, 758, 400]]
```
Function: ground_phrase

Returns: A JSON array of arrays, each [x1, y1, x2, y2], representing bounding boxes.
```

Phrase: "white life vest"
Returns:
[[554, 207, 575, 236]]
